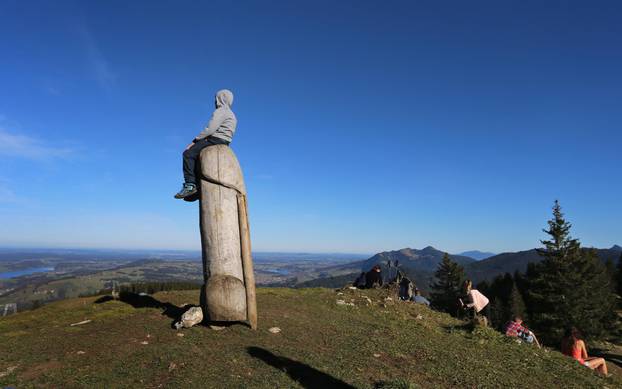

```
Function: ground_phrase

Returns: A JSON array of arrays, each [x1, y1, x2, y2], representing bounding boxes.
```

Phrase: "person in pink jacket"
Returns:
[[459, 280, 489, 321]]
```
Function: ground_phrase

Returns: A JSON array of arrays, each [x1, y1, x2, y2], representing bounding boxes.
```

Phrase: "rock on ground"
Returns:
[[175, 306, 204, 329]]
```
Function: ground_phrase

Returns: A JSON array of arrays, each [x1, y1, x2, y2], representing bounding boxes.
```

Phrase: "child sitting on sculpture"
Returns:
[[175, 89, 237, 199]]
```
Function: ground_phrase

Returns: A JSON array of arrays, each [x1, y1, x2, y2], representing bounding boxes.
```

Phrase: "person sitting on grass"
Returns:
[[504, 315, 540, 347], [174, 89, 237, 199], [561, 327, 608, 376], [353, 272, 367, 288], [411, 289, 430, 306], [365, 265, 383, 289]]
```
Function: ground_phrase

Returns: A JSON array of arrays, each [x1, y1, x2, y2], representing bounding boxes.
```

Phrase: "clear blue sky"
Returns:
[[1, 1, 620, 254]]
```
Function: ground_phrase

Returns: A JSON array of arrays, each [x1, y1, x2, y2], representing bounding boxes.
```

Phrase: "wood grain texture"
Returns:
[[238, 194, 257, 329]]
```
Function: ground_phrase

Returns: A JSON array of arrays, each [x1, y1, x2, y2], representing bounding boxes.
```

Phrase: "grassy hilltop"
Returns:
[[0, 288, 619, 388]]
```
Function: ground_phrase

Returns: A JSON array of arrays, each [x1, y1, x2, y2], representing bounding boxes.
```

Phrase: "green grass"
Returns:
[[0, 287, 619, 388]]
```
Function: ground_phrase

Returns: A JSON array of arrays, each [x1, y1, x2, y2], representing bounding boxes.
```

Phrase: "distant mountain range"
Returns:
[[363, 246, 476, 272], [465, 245, 622, 283], [319, 246, 477, 290], [300, 245, 622, 290], [457, 250, 496, 261]]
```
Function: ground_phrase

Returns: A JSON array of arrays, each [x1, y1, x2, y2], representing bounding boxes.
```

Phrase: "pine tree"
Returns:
[[489, 298, 506, 329], [508, 281, 527, 321], [526, 201, 617, 344], [513, 270, 529, 304], [485, 274, 524, 329], [605, 258, 618, 308], [430, 253, 465, 315], [475, 280, 490, 296]]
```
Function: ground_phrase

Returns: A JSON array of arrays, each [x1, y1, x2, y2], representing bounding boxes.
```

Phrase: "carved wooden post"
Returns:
[[237, 194, 257, 329], [198, 145, 257, 328]]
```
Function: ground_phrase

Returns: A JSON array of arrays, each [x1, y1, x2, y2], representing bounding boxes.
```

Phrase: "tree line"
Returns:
[[119, 281, 202, 294], [429, 200, 620, 345]]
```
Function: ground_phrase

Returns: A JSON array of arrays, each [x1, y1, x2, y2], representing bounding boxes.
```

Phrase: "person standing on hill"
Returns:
[[175, 89, 237, 199], [561, 327, 608, 375], [459, 280, 489, 323], [353, 272, 367, 288], [399, 277, 414, 300]]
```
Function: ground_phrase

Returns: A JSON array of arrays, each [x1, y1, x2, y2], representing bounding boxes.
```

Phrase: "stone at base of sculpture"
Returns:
[[174, 306, 204, 329], [198, 145, 257, 329]]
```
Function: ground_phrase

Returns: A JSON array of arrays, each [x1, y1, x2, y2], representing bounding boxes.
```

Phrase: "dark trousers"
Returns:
[[183, 136, 230, 184]]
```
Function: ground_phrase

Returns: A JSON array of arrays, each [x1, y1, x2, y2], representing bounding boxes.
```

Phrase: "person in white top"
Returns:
[[459, 280, 489, 321]]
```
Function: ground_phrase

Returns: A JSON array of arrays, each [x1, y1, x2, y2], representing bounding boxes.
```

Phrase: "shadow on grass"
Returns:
[[247, 346, 355, 389], [94, 292, 188, 328]]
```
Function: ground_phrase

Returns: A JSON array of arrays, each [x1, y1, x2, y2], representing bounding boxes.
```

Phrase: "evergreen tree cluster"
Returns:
[[476, 273, 527, 330], [428, 200, 619, 345], [120, 281, 202, 294], [525, 201, 617, 345]]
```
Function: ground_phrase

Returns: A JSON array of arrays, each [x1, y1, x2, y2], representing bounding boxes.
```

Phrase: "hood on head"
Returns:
[[215, 89, 234, 108]]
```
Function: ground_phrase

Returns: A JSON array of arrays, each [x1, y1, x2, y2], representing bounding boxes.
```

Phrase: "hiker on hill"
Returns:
[[353, 272, 367, 288], [399, 277, 414, 300], [561, 327, 608, 375], [504, 316, 540, 347], [411, 289, 430, 306], [384, 260, 401, 284], [459, 280, 489, 324], [395, 269, 404, 284], [365, 265, 383, 288], [175, 89, 237, 199]]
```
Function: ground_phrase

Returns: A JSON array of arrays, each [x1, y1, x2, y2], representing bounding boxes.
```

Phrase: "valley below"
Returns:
[[0, 249, 368, 311], [1, 245, 620, 314]]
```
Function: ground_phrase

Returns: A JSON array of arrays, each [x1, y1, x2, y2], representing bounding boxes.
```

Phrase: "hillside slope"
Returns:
[[464, 249, 542, 283], [0, 288, 619, 388]]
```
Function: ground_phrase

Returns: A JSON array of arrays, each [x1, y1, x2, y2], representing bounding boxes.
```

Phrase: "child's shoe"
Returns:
[[174, 183, 197, 199]]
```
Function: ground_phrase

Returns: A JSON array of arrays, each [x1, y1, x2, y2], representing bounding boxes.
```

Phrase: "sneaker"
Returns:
[[174, 183, 197, 199]]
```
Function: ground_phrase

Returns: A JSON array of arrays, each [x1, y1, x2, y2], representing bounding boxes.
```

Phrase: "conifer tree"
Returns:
[[508, 281, 527, 321], [485, 274, 525, 328], [489, 298, 506, 329], [605, 258, 616, 279], [475, 280, 490, 296], [513, 270, 529, 302], [527, 201, 617, 344], [430, 253, 465, 315]]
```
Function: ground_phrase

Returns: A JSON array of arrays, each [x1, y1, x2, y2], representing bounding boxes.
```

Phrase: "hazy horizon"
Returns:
[[0, 243, 619, 258]]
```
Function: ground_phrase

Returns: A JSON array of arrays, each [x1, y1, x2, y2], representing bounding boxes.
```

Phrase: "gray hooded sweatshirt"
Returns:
[[194, 89, 237, 143]]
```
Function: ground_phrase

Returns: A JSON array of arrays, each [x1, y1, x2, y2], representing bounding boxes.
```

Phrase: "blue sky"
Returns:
[[0, 0, 620, 254]]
